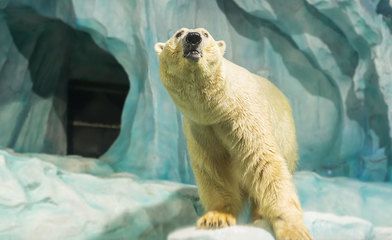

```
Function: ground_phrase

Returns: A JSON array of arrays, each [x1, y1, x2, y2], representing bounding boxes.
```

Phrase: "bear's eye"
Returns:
[[203, 32, 209, 38], [175, 31, 184, 38]]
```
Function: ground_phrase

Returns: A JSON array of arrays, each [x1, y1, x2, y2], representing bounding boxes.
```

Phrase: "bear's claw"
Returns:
[[197, 211, 236, 229]]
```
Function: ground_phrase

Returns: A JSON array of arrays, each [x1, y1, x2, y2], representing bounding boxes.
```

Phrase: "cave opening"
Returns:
[[4, 6, 130, 157], [67, 80, 128, 158]]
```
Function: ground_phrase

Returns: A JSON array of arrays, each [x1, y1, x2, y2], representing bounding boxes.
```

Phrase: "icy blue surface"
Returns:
[[0, 149, 200, 240], [0, 149, 391, 240], [0, 0, 392, 182], [0, 1, 391, 239], [169, 213, 392, 240]]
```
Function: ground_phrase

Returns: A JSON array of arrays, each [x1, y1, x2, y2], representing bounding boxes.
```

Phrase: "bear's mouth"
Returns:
[[183, 49, 202, 61]]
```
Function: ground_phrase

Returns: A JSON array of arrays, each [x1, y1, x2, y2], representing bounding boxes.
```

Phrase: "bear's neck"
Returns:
[[162, 61, 231, 125], [163, 59, 225, 93]]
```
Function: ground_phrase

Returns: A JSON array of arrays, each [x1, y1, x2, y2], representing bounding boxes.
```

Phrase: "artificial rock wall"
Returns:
[[0, 0, 391, 183]]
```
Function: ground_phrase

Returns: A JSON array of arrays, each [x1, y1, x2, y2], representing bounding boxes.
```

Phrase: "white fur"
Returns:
[[155, 28, 312, 240]]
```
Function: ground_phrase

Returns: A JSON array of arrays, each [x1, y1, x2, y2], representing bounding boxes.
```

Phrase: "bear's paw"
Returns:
[[196, 211, 236, 229], [274, 219, 312, 240]]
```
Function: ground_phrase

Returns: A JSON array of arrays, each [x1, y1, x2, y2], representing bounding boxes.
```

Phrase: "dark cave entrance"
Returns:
[[64, 27, 130, 158], [66, 27, 130, 158], [4, 6, 130, 157], [67, 80, 128, 158]]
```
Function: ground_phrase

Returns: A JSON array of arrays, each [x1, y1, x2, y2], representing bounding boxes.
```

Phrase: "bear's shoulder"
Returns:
[[222, 58, 290, 108]]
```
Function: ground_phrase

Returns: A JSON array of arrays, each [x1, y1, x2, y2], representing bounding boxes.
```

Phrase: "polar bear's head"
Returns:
[[154, 28, 225, 73]]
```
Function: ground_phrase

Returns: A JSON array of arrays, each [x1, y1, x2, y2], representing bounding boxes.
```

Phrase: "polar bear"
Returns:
[[155, 28, 311, 240]]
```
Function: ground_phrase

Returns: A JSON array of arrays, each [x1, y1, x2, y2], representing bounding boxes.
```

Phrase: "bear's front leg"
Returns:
[[183, 119, 242, 229], [192, 161, 241, 229], [194, 167, 241, 229], [246, 153, 312, 240]]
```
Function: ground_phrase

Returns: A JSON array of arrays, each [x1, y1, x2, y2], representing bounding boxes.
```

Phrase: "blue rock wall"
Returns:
[[0, 0, 391, 183]]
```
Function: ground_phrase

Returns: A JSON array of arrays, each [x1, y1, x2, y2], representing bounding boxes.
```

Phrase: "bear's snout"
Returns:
[[183, 32, 203, 61], [185, 32, 202, 45]]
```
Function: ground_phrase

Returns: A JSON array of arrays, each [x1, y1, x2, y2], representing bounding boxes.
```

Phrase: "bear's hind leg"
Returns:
[[246, 154, 312, 240], [250, 198, 263, 222]]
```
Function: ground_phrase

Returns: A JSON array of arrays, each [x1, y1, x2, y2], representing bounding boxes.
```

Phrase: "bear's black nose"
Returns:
[[185, 32, 202, 45]]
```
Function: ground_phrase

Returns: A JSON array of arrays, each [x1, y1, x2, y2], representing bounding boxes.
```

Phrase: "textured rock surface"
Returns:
[[1, 1, 392, 239], [169, 213, 392, 240], [0, 149, 391, 240], [0, 149, 200, 240], [168, 226, 275, 240], [0, 0, 391, 182]]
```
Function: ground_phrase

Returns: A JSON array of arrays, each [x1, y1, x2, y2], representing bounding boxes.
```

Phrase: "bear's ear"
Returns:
[[154, 42, 165, 55], [216, 40, 226, 55]]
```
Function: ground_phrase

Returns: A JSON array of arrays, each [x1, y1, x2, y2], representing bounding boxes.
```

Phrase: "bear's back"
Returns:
[[222, 58, 298, 171]]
